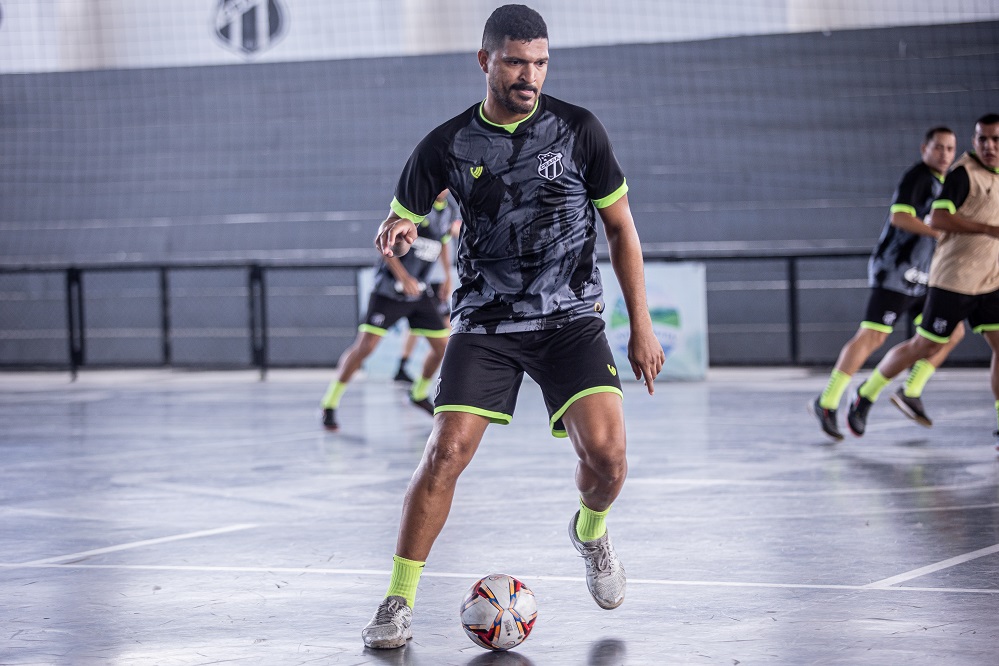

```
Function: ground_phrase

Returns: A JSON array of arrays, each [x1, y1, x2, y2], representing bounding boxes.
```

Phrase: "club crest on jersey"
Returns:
[[213, 0, 287, 57], [537, 152, 564, 180]]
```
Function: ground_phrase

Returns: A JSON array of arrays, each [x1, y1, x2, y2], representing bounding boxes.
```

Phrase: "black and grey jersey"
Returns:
[[372, 197, 455, 301], [389, 94, 628, 334], [868, 161, 945, 296]]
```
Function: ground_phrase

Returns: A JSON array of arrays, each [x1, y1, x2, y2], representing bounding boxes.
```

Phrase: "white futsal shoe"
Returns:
[[362, 595, 413, 649], [569, 511, 626, 609]]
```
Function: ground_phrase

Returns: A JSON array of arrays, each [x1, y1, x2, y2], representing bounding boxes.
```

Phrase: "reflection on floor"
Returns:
[[1, 368, 998, 665]]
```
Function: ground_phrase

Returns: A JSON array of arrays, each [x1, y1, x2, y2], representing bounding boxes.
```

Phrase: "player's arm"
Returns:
[[383, 256, 423, 296], [598, 194, 665, 395], [926, 165, 999, 238], [890, 210, 940, 239]]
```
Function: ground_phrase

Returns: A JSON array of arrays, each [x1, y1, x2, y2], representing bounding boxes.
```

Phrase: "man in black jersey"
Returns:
[[811, 128, 960, 440], [361, 4, 665, 649]]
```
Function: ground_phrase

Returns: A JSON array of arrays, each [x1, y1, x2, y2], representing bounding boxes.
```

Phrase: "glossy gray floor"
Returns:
[[2, 368, 998, 665]]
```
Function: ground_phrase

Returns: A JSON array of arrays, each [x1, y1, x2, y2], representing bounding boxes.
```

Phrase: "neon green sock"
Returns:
[[904, 359, 935, 398], [385, 554, 425, 608], [321, 380, 348, 409], [820, 369, 852, 409], [858, 369, 891, 402], [575, 499, 610, 542], [411, 376, 432, 401], [994, 401, 999, 431]]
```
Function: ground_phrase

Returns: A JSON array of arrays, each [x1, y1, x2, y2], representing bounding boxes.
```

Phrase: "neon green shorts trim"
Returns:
[[549, 386, 625, 438]]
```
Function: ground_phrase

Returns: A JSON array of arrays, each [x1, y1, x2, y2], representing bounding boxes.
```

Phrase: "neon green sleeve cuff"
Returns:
[[390, 197, 427, 224], [889, 204, 917, 217], [592, 180, 628, 209], [931, 200, 956, 214]]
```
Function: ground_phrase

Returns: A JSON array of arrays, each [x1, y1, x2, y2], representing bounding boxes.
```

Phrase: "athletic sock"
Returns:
[[411, 376, 432, 401], [903, 359, 935, 398], [858, 369, 891, 402], [575, 498, 610, 542], [321, 380, 348, 409], [385, 554, 425, 608], [994, 401, 999, 432], [819, 369, 851, 410]]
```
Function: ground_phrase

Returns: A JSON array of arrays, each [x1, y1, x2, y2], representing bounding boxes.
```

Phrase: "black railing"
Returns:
[[0, 248, 873, 379]]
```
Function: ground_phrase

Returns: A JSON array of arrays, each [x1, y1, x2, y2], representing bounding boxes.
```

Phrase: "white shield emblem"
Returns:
[[213, 0, 287, 57], [537, 152, 564, 180]]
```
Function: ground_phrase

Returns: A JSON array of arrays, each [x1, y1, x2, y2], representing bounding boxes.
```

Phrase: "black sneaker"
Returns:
[[409, 395, 434, 415], [889, 388, 932, 427], [847, 391, 873, 437], [994, 430, 999, 453], [393, 366, 413, 383], [810, 397, 844, 441], [322, 407, 339, 431]]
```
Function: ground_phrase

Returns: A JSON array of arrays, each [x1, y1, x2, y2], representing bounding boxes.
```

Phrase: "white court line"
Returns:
[[0, 562, 996, 595], [18, 524, 259, 565], [864, 542, 999, 589]]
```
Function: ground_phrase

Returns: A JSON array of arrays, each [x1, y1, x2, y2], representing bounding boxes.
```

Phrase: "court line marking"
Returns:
[[0, 562, 995, 595], [864, 542, 999, 589], [18, 524, 259, 565]]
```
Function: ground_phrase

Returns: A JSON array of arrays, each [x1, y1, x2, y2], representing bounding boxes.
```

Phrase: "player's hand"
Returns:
[[375, 216, 417, 257], [628, 324, 665, 395], [399, 275, 422, 296]]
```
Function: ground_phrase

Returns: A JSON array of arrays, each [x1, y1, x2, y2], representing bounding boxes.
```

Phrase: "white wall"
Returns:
[[1, 0, 996, 73]]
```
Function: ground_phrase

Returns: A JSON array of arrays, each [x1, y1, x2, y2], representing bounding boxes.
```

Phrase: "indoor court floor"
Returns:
[[2, 367, 998, 665]]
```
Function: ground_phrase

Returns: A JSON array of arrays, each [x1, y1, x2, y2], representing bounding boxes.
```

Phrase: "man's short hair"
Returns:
[[976, 113, 999, 127], [924, 126, 954, 143], [482, 4, 548, 52]]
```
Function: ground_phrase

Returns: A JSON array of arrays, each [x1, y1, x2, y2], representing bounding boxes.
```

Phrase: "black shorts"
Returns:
[[359, 292, 448, 338], [917, 286, 999, 342], [861, 287, 925, 332], [433, 316, 623, 438]]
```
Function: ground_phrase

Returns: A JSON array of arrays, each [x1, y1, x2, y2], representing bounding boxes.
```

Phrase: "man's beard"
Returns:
[[491, 79, 536, 115]]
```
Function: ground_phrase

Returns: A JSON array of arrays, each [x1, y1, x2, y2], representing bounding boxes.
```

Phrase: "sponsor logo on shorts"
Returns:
[[882, 311, 897, 326], [607, 364, 617, 377], [537, 152, 564, 180], [434, 377, 442, 398], [371, 313, 385, 327], [932, 317, 948, 334]]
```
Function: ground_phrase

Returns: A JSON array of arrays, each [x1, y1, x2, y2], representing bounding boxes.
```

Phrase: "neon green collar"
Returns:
[[478, 98, 539, 134]]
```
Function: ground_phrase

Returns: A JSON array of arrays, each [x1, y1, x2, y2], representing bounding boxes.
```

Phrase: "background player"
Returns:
[[360, 4, 664, 649], [812, 127, 960, 440], [320, 190, 455, 431], [847, 113, 999, 441]]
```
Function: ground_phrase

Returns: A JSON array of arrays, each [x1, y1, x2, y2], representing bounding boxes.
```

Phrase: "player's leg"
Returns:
[[966, 288, 999, 445], [528, 317, 627, 609], [813, 289, 904, 440], [405, 296, 451, 414], [395, 330, 417, 383], [849, 287, 965, 436], [363, 332, 522, 648], [320, 294, 401, 430], [891, 319, 965, 427]]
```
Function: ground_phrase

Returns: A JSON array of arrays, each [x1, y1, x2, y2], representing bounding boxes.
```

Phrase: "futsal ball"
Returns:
[[459, 573, 537, 651]]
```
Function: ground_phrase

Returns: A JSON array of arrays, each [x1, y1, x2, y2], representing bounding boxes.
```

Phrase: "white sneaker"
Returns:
[[569, 511, 626, 609], [361, 595, 413, 649]]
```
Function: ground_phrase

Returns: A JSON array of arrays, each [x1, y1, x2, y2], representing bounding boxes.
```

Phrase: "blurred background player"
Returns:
[[320, 190, 455, 431], [812, 126, 960, 440], [847, 114, 999, 442], [394, 194, 461, 382]]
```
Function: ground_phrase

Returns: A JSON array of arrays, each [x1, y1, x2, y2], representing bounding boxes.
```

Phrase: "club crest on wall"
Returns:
[[213, 0, 287, 57]]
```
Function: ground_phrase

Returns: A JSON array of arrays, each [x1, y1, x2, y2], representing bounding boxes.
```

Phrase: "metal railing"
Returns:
[[0, 247, 873, 379]]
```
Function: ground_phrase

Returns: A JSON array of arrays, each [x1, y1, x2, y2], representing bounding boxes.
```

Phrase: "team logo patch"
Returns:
[[882, 311, 897, 326], [537, 152, 564, 180], [470, 165, 483, 179], [607, 364, 617, 377], [932, 317, 948, 334], [213, 0, 287, 57]]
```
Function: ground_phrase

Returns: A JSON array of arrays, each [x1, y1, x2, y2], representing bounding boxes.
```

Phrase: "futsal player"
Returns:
[[812, 127, 960, 440], [847, 114, 999, 442], [361, 4, 665, 649], [319, 190, 455, 431]]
